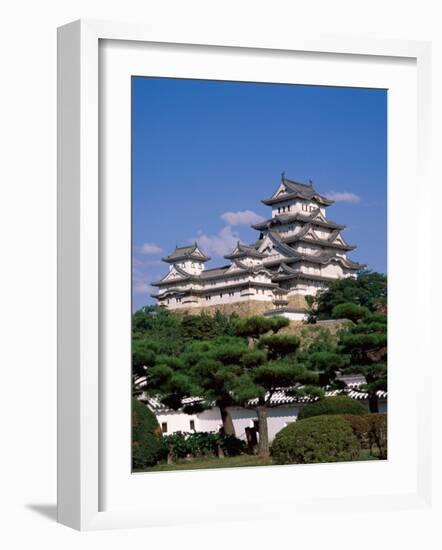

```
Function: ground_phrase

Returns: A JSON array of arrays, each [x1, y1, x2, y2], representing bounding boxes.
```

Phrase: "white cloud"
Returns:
[[220, 209, 264, 226], [132, 257, 162, 297], [133, 280, 153, 295], [195, 226, 239, 257], [325, 191, 361, 204], [139, 242, 163, 254]]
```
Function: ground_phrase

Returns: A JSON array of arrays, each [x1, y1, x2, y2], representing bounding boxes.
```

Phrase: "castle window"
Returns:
[[189, 420, 195, 431], [288, 205, 291, 211], [161, 422, 168, 433], [278, 207, 281, 213]]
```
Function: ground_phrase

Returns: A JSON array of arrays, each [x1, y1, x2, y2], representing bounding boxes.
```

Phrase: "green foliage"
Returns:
[[298, 396, 368, 420], [332, 302, 370, 323], [180, 313, 218, 340], [339, 414, 370, 448], [271, 415, 360, 464], [299, 325, 337, 350], [180, 311, 238, 341], [313, 271, 387, 320], [234, 316, 274, 341], [257, 334, 301, 360], [188, 338, 248, 407], [146, 353, 196, 411], [253, 361, 318, 390], [132, 307, 238, 356], [164, 431, 246, 460], [268, 316, 290, 333], [365, 413, 388, 459], [132, 399, 166, 469], [298, 337, 349, 387], [337, 311, 387, 411], [133, 306, 182, 353], [132, 309, 353, 457]]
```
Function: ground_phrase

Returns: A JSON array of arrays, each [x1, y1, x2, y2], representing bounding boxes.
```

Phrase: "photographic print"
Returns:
[[131, 77, 387, 472]]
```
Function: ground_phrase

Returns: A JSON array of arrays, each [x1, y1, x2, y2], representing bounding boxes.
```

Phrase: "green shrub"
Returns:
[[340, 414, 370, 448], [298, 396, 367, 420], [132, 399, 167, 469], [164, 431, 246, 461], [271, 415, 360, 465], [365, 413, 387, 459], [332, 302, 370, 323], [222, 434, 247, 456]]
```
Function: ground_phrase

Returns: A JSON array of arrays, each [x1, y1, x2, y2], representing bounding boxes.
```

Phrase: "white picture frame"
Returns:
[[57, 19, 433, 531]]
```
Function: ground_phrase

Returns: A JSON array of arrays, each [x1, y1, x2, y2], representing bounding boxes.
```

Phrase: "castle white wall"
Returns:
[[155, 408, 223, 434], [320, 263, 344, 278], [271, 199, 319, 218], [153, 400, 387, 442], [180, 260, 205, 274], [154, 405, 303, 441], [155, 186, 359, 314], [280, 311, 307, 321]]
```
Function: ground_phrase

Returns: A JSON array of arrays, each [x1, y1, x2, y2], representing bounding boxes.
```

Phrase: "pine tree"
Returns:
[[335, 305, 387, 412]]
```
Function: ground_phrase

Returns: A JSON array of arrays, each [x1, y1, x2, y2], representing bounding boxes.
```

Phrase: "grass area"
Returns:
[[136, 450, 381, 472], [354, 449, 382, 461], [138, 454, 273, 472]]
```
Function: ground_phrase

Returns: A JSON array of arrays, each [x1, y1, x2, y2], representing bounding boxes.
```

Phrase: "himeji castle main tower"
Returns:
[[151, 175, 364, 320]]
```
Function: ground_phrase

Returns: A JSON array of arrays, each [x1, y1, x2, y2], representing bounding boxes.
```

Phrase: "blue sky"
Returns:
[[132, 77, 387, 312]]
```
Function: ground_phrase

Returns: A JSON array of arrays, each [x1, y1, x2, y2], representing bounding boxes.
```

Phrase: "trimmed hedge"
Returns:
[[132, 399, 167, 469], [365, 413, 388, 459], [340, 414, 370, 449], [164, 431, 246, 461], [298, 396, 367, 420], [271, 415, 360, 465]]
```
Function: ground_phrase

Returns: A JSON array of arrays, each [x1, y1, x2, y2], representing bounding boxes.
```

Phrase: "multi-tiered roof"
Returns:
[[260, 176, 334, 207], [251, 175, 364, 283], [152, 174, 364, 312]]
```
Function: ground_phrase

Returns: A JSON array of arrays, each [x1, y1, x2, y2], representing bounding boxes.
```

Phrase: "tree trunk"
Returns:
[[368, 392, 379, 413], [167, 444, 174, 465], [256, 406, 270, 457], [219, 403, 236, 436], [216, 444, 225, 459]]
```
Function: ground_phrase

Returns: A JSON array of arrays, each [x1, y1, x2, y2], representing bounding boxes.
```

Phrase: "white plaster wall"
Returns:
[[180, 260, 205, 274], [280, 311, 307, 321], [155, 410, 199, 434], [163, 289, 275, 310], [315, 228, 333, 239], [155, 405, 303, 442], [320, 263, 343, 278], [155, 408, 224, 434], [241, 257, 262, 267], [290, 282, 323, 295], [271, 201, 296, 217], [154, 400, 387, 441]]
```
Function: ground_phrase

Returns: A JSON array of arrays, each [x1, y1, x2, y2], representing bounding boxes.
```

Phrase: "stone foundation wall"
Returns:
[[174, 300, 271, 318], [169, 293, 310, 318], [286, 294, 309, 309]]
